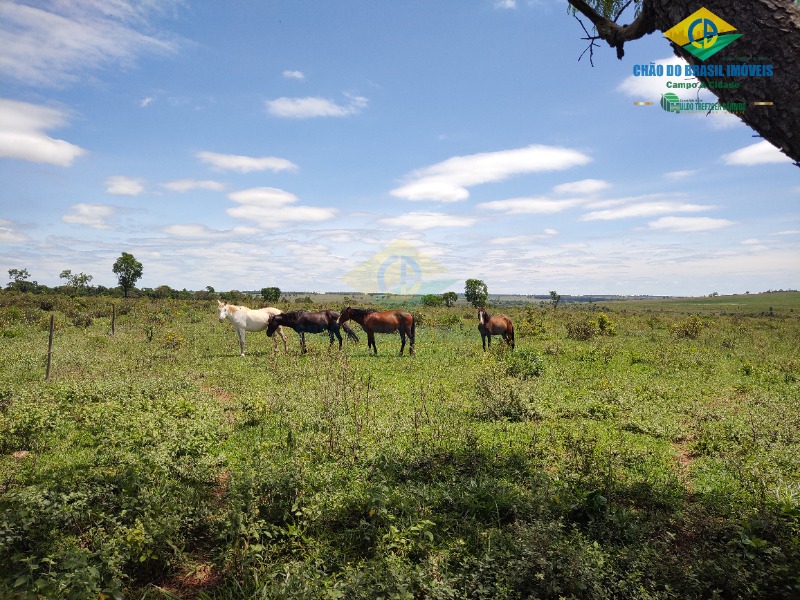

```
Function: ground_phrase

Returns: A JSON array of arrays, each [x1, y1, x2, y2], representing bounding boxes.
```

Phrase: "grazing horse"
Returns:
[[338, 307, 416, 356], [266, 310, 359, 354], [477, 307, 514, 351], [217, 300, 287, 356]]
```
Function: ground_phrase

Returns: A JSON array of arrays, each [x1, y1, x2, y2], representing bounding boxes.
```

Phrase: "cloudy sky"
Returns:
[[1, 0, 797, 296]]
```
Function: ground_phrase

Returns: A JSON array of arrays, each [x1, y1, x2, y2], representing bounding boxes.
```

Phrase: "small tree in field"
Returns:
[[7, 268, 37, 292], [442, 291, 458, 307], [261, 287, 281, 303], [60, 269, 93, 293], [549, 290, 561, 311], [421, 294, 443, 307], [464, 279, 488, 308], [113, 252, 143, 298]]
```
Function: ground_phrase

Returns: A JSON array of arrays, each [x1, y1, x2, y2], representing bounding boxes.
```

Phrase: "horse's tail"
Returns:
[[410, 314, 416, 344], [343, 323, 360, 343], [510, 323, 515, 349]]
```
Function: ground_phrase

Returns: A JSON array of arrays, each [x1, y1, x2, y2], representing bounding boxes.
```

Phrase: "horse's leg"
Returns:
[[399, 331, 406, 356], [237, 328, 246, 356], [334, 327, 343, 350], [368, 331, 377, 355], [481, 332, 486, 351], [279, 326, 288, 352]]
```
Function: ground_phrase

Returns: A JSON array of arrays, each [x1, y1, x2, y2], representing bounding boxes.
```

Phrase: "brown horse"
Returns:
[[477, 307, 514, 351], [338, 307, 416, 356]]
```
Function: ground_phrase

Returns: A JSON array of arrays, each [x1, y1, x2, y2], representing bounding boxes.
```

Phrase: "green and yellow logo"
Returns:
[[663, 8, 742, 61], [660, 92, 681, 113]]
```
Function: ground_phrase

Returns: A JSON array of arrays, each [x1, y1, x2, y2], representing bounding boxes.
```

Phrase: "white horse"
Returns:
[[217, 300, 288, 356]]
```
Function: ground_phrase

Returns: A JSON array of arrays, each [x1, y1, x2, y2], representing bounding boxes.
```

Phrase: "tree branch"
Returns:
[[574, 14, 602, 66], [568, 0, 656, 58]]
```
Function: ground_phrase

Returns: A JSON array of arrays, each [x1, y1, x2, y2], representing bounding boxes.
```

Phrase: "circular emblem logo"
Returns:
[[688, 17, 718, 50], [376, 255, 422, 294]]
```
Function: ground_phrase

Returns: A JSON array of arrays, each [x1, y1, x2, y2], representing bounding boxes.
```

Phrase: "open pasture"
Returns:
[[1, 292, 799, 599]]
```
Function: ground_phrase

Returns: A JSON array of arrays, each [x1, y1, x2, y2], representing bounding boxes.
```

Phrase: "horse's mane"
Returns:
[[282, 310, 306, 319], [349, 307, 376, 318]]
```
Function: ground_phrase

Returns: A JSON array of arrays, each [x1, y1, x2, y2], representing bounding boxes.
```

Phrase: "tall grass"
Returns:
[[1, 292, 799, 598]]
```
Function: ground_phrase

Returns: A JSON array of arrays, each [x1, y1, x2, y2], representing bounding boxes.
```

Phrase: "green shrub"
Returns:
[[503, 348, 544, 379], [671, 314, 705, 339], [596, 312, 615, 336], [567, 319, 597, 340]]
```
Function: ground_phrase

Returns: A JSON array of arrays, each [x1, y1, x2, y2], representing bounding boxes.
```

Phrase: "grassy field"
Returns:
[[1, 292, 799, 599]]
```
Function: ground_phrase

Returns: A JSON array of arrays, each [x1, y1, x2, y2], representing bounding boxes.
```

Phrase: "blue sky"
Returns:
[[1, 0, 797, 296]]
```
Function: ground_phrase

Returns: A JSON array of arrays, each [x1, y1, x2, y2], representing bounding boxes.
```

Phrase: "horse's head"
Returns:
[[337, 306, 351, 325], [266, 314, 280, 337], [477, 307, 487, 325], [217, 300, 229, 323]]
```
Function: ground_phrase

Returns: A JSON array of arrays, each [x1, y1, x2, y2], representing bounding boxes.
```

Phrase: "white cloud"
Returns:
[[379, 211, 478, 230], [617, 57, 699, 99], [495, 0, 517, 8], [490, 231, 558, 245], [0, 0, 181, 87], [0, 98, 85, 166], [196, 151, 298, 173], [581, 202, 713, 221], [162, 179, 225, 192], [721, 140, 793, 166], [0, 218, 29, 243], [163, 224, 258, 238], [771, 230, 800, 236], [62, 203, 116, 229], [553, 178, 609, 195], [139, 96, 155, 107], [282, 70, 305, 80], [106, 175, 144, 196], [663, 169, 699, 180], [227, 187, 337, 228], [478, 196, 583, 215], [648, 216, 735, 232], [266, 94, 368, 118], [391, 145, 592, 202]]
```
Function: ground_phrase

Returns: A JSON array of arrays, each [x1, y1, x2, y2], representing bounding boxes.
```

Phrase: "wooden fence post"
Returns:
[[46, 314, 54, 381]]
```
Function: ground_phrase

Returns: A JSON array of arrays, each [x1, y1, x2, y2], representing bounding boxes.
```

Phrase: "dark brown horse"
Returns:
[[267, 310, 358, 354], [477, 307, 514, 351], [337, 307, 416, 356]]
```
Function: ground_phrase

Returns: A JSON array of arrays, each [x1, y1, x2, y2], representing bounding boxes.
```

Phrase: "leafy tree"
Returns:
[[442, 291, 458, 307], [464, 279, 488, 308], [261, 287, 281, 303], [153, 285, 173, 299], [567, 0, 800, 163], [549, 290, 561, 311], [7, 268, 37, 292], [8, 268, 30, 284], [59, 269, 93, 292], [112, 252, 143, 298], [421, 294, 444, 307]]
